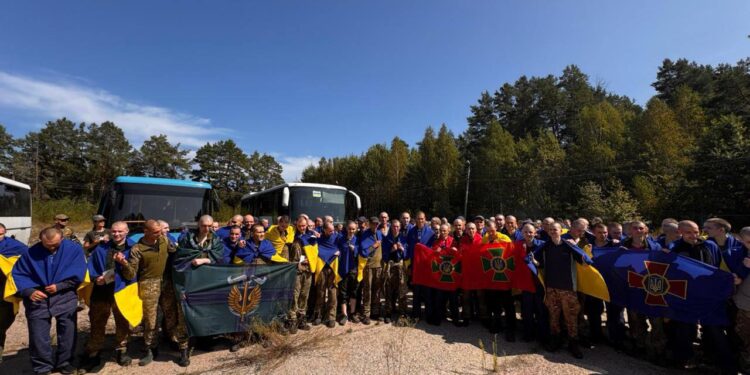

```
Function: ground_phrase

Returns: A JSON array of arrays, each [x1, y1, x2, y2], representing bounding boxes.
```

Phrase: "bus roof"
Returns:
[[241, 182, 347, 200], [0, 176, 31, 190], [114, 176, 212, 189]]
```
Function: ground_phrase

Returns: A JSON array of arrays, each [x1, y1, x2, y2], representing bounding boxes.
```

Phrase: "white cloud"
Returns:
[[0, 71, 226, 147], [278, 155, 320, 182]]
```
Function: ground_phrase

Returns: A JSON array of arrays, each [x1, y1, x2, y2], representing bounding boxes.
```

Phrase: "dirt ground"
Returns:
[[1, 303, 693, 375]]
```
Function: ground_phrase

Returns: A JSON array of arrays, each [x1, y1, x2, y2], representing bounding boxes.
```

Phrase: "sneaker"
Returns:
[[326, 320, 336, 328], [338, 315, 348, 326], [361, 317, 371, 325]]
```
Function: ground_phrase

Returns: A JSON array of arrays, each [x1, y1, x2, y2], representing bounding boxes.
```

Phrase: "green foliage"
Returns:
[[32, 198, 97, 228], [132, 134, 190, 178]]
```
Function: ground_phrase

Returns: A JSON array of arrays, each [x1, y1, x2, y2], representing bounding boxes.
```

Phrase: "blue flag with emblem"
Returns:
[[592, 247, 734, 325], [172, 263, 297, 336]]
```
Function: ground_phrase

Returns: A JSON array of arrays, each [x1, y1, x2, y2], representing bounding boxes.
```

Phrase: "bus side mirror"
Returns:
[[281, 187, 289, 207]]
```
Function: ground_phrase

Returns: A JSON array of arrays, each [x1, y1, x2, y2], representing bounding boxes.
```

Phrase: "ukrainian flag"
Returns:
[[85, 243, 142, 327], [266, 225, 295, 261]]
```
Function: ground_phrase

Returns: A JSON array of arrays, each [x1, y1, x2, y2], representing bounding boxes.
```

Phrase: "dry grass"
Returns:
[[202, 319, 346, 374]]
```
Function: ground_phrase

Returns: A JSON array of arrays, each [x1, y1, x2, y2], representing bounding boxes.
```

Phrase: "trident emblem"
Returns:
[[227, 273, 267, 322]]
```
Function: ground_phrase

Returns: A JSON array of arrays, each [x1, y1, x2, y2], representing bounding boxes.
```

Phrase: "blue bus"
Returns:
[[97, 176, 219, 239], [241, 183, 361, 225]]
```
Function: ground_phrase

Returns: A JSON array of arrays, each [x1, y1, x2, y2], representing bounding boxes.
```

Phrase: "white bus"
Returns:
[[0, 176, 32, 244], [241, 183, 361, 224]]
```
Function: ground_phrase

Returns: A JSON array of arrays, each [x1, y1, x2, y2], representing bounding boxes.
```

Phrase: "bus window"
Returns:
[[290, 187, 345, 223], [0, 184, 31, 217]]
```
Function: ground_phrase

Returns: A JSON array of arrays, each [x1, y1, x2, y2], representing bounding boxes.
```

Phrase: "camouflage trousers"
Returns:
[[545, 288, 580, 338], [383, 261, 408, 316], [139, 278, 188, 350], [362, 267, 383, 318], [85, 287, 130, 355], [289, 270, 313, 323], [627, 310, 667, 354], [736, 308, 750, 370], [314, 266, 337, 322]]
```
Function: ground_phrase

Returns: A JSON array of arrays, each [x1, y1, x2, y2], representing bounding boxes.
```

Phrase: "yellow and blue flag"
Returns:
[[86, 240, 142, 327], [0, 237, 29, 314]]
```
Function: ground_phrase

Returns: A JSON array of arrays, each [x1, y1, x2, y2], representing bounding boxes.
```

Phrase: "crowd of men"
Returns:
[[0, 211, 749, 374]]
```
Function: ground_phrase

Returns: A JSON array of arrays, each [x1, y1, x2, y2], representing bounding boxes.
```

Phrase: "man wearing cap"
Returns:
[[359, 216, 384, 324], [474, 215, 487, 236], [357, 216, 368, 232], [83, 215, 111, 257], [54, 214, 81, 245]]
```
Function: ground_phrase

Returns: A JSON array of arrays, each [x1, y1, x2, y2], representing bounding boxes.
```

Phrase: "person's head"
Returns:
[[703, 218, 731, 239], [229, 225, 242, 243], [0, 223, 5, 240], [322, 222, 335, 236], [315, 217, 324, 227], [390, 219, 401, 235], [569, 219, 587, 239], [369, 217, 380, 231], [563, 219, 572, 228], [251, 223, 266, 242], [662, 222, 680, 240], [430, 217, 441, 231], [739, 227, 750, 249], [474, 215, 485, 229], [346, 220, 358, 237], [143, 219, 162, 242], [261, 218, 269, 229], [324, 215, 334, 225], [278, 215, 290, 230], [542, 217, 555, 231], [198, 215, 214, 236], [400, 212, 411, 226], [629, 220, 648, 241], [549, 222, 563, 241], [110, 221, 129, 244], [243, 214, 255, 228], [379, 212, 390, 225], [295, 215, 308, 233], [486, 220, 497, 234], [54, 214, 70, 228], [608, 222, 623, 240], [660, 218, 678, 234], [453, 218, 465, 234], [92, 214, 106, 229], [415, 211, 427, 228], [40, 227, 63, 252], [357, 216, 368, 230], [157, 220, 170, 235], [307, 218, 316, 231], [593, 223, 608, 243], [439, 223, 450, 238], [678, 220, 700, 244], [505, 215, 517, 233], [522, 223, 536, 242], [495, 214, 505, 228], [228, 214, 243, 227], [466, 222, 477, 237], [211, 222, 220, 232]]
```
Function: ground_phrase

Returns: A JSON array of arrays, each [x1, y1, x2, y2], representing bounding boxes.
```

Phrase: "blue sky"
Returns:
[[0, 1, 748, 181]]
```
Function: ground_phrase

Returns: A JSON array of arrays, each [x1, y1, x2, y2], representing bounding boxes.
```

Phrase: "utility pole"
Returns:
[[463, 160, 471, 219]]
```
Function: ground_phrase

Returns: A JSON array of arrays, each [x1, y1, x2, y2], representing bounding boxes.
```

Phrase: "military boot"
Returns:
[[116, 348, 132, 366], [177, 348, 190, 367], [138, 348, 154, 366]]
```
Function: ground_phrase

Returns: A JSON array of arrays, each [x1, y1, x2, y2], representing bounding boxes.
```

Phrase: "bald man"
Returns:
[[215, 215, 245, 240]]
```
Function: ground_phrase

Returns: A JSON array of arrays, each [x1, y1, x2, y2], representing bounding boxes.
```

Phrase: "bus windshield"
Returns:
[[113, 183, 209, 230], [291, 187, 345, 223]]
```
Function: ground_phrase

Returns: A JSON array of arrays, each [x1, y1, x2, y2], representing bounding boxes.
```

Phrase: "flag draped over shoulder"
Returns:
[[592, 247, 734, 325], [315, 233, 341, 284], [266, 225, 295, 262], [0, 237, 28, 314], [5, 240, 89, 310], [412, 243, 462, 291], [86, 242, 142, 327], [172, 263, 297, 337]]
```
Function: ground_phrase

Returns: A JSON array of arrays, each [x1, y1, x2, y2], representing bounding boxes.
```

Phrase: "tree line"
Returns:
[[0, 120, 284, 208], [301, 58, 750, 227]]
